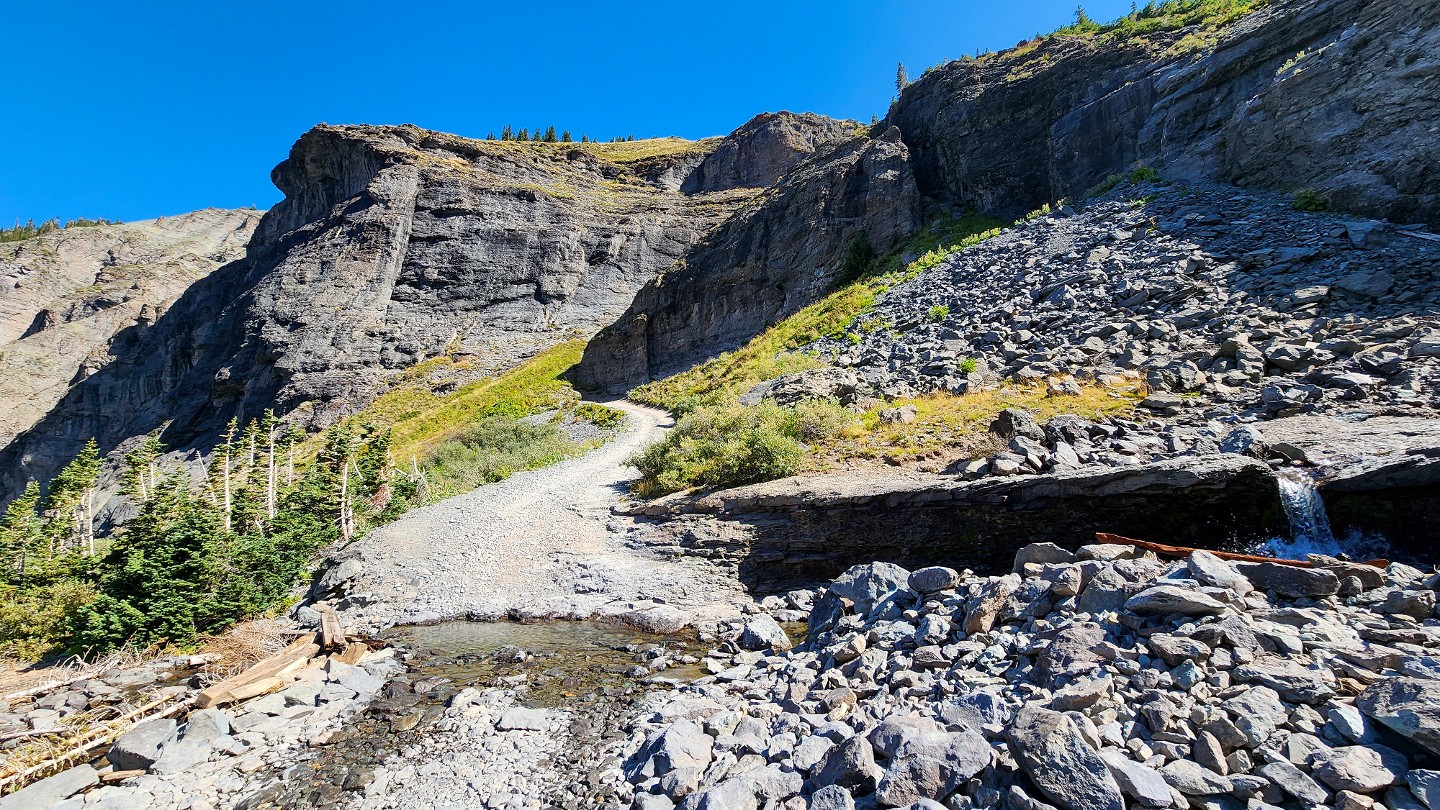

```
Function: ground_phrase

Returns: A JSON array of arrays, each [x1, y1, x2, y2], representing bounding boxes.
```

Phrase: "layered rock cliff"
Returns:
[[890, 0, 1440, 226], [577, 127, 921, 389], [0, 114, 851, 503], [580, 0, 1440, 392]]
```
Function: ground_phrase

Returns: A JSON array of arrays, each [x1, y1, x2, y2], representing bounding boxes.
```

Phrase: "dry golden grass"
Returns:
[[195, 619, 292, 682], [812, 375, 1147, 466]]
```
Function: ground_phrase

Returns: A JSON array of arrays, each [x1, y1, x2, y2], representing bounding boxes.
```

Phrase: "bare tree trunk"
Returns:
[[266, 427, 277, 522], [222, 446, 232, 535], [83, 489, 94, 555]]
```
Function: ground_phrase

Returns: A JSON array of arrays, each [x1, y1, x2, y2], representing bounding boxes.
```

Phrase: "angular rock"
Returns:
[[107, 718, 178, 771], [1124, 585, 1227, 616], [1258, 760, 1331, 805], [1310, 746, 1407, 793], [964, 574, 1020, 634], [1007, 706, 1124, 810], [815, 734, 880, 794], [875, 730, 991, 805], [1098, 750, 1172, 808], [1162, 760, 1231, 795], [829, 562, 912, 615], [1358, 678, 1440, 757], [739, 615, 794, 651], [1234, 562, 1339, 598], [1014, 542, 1076, 572], [1188, 551, 1253, 596], [0, 764, 98, 810]]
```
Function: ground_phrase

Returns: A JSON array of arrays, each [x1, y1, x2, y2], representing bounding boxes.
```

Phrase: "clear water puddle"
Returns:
[[381, 620, 705, 707]]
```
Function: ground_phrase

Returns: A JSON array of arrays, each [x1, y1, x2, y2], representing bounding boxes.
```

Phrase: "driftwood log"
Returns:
[[1094, 532, 1388, 568]]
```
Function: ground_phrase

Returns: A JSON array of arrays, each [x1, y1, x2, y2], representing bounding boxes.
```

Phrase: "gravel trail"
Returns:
[[318, 401, 750, 632]]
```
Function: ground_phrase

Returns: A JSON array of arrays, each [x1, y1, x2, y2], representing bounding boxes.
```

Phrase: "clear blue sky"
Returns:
[[2, 1, 1136, 225]]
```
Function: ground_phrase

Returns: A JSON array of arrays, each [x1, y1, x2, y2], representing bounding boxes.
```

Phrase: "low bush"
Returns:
[[1292, 188, 1330, 212], [928, 305, 951, 323], [420, 417, 578, 500], [629, 401, 852, 497]]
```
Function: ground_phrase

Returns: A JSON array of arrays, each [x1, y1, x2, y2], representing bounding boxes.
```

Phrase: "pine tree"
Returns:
[[501, 124, 514, 141], [0, 481, 42, 586], [518, 128, 530, 142], [121, 433, 165, 505], [543, 125, 557, 143], [580, 134, 589, 143], [486, 132, 496, 140], [42, 439, 102, 556], [896, 62, 909, 93], [561, 130, 572, 143]]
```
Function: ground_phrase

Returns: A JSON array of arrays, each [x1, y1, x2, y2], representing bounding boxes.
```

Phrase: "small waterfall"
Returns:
[[1276, 468, 1336, 549]]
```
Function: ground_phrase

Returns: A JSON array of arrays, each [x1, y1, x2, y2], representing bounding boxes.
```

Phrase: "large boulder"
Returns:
[[1358, 679, 1440, 757], [107, 718, 178, 771], [829, 562, 912, 615], [1234, 562, 1339, 598], [875, 730, 991, 805], [1007, 706, 1124, 810]]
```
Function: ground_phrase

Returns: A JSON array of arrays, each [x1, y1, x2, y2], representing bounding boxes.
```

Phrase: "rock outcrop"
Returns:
[[630, 456, 1285, 593], [681, 112, 858, 193], [890, 0, 1440, 227], [0, 209, 260, 450], [0, 114, 852, 503], [577, 128, 921, 389]]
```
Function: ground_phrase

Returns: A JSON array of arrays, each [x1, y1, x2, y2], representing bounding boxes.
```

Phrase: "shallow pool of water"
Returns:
[[382, 620, 704, 707]]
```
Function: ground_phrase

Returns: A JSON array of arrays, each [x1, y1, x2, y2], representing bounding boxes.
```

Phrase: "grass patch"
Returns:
[[1292, 188, 1330, 212], [629, 400, 854, 498], [817, 377, 1147, 464], [927, 305, 951, 323], [631, 212, 1004, 414], [578, 137, 719, 164], [419, 417, 580, 501]]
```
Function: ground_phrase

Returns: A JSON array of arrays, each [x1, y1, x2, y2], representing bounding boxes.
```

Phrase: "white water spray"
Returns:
[[1258, 468, 1390, 560]]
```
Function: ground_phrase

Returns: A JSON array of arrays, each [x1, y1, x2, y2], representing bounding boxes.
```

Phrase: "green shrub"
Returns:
[[1085, 174, 1124, 198], [927, 305, 951, 323], [1292, 188, 1329, 212], [571, 402, 626, 430], [959, 357, 979, 375], [1128, 166, 1161, 183], [420, 417, 577, 500], [839, 232, 876, 283], [630, 401, 851, 497], [0, 580, 98, 661]]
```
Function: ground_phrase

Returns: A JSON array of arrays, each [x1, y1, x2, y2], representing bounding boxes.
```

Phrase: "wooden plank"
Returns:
[[337, 642, 368, 665], [1094, 532, 1388, 568], [195, 641, 319, 708], [316, 604, 344, 652], [100, 769, 146, 783]]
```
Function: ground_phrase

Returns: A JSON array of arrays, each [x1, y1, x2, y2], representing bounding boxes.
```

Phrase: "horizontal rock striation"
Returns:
[[630, 456, 1285, 593], [890, 0, 1440, 227], [577, 128, 921, 390], [0, 209, 260, 450], [0, 114, 852, 504]]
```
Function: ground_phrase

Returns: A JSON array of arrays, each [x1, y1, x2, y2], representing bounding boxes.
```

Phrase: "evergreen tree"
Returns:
[[501, 124, 514, 141], [518, 128, 530, 142], [42, 439, 102, 556], [121, 433, 165, 505], [485, 132, 496, 140], [561, 130, 572, 143], [580, 134, 589, 143], [896, 61, 909, 92], [0, 482, 42, 586], [543, 125, 557, 143]]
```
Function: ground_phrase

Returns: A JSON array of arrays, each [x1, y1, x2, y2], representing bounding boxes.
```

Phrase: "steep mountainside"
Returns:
[[891, 0, 1439, 225], [579, 0, 1440, 391], [0, 209, 260, 449], [0, 114, 850, 503]]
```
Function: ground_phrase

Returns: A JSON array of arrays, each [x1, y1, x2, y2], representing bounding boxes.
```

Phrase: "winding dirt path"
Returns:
[[320, 401, 749, 632]]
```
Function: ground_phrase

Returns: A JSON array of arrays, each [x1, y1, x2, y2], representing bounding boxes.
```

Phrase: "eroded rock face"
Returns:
[[0, 210, 260, 451], [632, 455, 1285, 591], [889, 0, 1440, 227], [0, 114, 851, 504], [681, 111, 858, 193], [577, 128, 921, 389]]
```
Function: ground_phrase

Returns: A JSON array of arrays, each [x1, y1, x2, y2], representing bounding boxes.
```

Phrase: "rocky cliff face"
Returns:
[[890, 0, 1440, 226], [0, 210, 260, 450], [0, 114, 851, 503], [577, 128, 921, 389]]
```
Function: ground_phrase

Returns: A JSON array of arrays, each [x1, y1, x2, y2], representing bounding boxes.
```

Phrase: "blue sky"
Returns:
[[2, 1, 1136, 225]]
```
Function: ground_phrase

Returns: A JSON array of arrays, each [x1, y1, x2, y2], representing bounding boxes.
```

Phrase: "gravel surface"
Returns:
[[315, 401, 752, 633]]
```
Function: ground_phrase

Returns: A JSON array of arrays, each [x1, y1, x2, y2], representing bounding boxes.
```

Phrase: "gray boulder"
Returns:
[[1187, 551, 1253, 595], [183, 708, 230, 742], [1098, 750, 1172, 808], [629, 719, 714, 779], [909, 566, 960, 594], [1007, 706, 1124, 810], [815, 734, 880, 794], [1257, 760, 1330, 804], [107, 718, 178, 771], [0, 764, 97, 810], [739, 615, 793, 651], [1234, 562, 1339, 598], [991, 408, 1046, 442], [829, 562, 912, 615], [1310, 746, 1407, 793], [809, 785, 856, 810], [1358, 678, 1440, 757], [1013, 542, 1075, 573], [875, 730, 991, 805], [1124, 585, 1228, 616]]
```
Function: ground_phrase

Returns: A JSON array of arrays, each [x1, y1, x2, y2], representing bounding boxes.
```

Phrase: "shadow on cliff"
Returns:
[[0, 248, 286, 506]]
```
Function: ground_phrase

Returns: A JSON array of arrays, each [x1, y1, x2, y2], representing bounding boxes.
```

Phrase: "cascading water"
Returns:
[[1259, 468, 1390, 560], [1276, 469, 1337, 549]]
